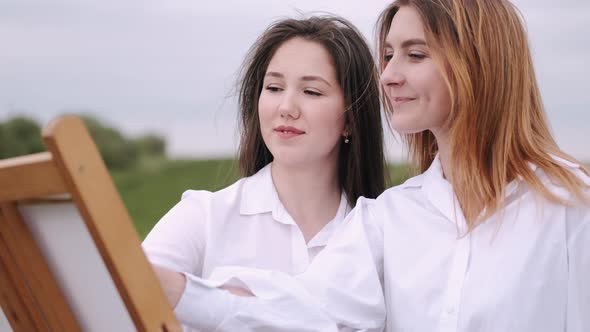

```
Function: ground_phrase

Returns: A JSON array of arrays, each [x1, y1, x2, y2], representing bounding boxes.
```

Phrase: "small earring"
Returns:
[[344, 136, 350, 144]]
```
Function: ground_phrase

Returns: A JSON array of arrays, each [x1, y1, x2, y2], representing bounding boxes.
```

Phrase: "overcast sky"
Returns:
[[1, 0, 589, 161]]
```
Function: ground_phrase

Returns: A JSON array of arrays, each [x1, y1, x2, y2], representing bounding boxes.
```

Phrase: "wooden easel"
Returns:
[[0, 115, 180, 332]]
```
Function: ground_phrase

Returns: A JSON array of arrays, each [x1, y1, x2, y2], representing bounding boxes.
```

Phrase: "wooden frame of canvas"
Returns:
[[0, 116, 180, 332]]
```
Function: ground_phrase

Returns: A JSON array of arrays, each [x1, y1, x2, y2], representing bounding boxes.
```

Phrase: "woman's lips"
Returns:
[[274, 126, 305, 138], [392, 96, 416, 107]]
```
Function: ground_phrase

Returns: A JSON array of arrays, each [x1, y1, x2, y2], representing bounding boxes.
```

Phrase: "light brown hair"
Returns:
[[377, 0, 589, 227]]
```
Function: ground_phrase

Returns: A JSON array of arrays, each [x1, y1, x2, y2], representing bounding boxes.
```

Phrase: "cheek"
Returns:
[[430, 74, 451, 118], [417, 66, 450, 110], [257, 95, 274, 127], [313, 101, 346, 134]]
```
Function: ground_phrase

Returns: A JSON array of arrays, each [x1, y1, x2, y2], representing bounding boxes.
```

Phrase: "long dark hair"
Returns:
[[237, 15, 387, 206]]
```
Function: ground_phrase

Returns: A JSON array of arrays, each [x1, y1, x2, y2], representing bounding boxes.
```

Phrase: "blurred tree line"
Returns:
[[0, 115, 167, 170]]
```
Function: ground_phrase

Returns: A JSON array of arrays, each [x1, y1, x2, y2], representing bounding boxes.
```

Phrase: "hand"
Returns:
[[220, 285, 255, 297], [151, 264, 187, 307]]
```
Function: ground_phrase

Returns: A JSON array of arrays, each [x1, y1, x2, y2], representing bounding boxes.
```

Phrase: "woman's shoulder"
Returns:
[[181, 164, 274, 215], [532, 155, 590, 201], [347, 173, 427, 223], [375, 172, 426, 203], [179, 176, 248, 212], [527, 155, 590, 240]]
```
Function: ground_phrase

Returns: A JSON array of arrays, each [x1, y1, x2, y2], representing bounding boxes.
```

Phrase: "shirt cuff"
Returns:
[[174, 272, 242, 331], [173, 269, 340, 332]]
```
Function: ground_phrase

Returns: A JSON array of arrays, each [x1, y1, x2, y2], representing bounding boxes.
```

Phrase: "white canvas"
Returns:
[[0, 308, 13, 332], [18, 202, 136, 332]]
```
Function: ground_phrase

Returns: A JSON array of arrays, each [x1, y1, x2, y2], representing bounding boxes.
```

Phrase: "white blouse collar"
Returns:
[[239, 163, 277, 216], [239, 163, 350, 241], [407, 152, 586, 232]]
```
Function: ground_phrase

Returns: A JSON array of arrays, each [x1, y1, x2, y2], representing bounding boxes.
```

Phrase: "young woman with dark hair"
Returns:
[[142, 15, 387, 331]]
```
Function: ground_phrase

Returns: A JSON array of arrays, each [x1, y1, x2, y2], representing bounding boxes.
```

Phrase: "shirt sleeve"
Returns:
[[175, 272, 340, 332], [295, 197, 385, 330], [566, 202, 590, 332], [142, 190, 210, 276], [172, 197, 386, 332]]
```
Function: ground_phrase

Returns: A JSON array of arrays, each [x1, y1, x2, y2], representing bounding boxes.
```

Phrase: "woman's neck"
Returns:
[[431, 128, 485, 222], [270, 160, 342, 243], [432, 129, 452, 183]]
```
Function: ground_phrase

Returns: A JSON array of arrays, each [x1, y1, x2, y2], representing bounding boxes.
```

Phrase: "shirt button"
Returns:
[[446, 307, 456, 315]]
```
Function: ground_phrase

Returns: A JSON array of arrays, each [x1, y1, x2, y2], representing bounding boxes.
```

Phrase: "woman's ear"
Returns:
[[342, 122, 350, 137]]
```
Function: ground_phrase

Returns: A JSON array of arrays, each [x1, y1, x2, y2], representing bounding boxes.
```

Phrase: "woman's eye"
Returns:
[[409, 52, 426, 60], [383, 54, 393, 63], [265, 86, 282, 92], [304, 90, 322, 97]]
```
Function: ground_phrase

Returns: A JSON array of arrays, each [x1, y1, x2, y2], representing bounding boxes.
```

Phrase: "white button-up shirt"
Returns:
[[142, 163, 351, 331], [299, 154, 590, 331], [143, 155, 590, 331]]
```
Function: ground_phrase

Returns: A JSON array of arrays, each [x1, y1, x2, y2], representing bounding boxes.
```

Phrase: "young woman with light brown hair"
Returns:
[[367, 1, 590, 329], [376, 0, 589, 227]]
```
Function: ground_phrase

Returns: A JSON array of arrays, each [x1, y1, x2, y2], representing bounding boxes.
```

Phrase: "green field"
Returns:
[[111, 158, 411, 239]]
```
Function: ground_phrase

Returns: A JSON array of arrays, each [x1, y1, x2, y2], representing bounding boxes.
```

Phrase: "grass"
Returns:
[[111, 158, 241, 238], [111, 158, 411, 239]]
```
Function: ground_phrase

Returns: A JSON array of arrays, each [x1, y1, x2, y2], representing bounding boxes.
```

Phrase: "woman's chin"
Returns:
[[390, 123, 426, 135]]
